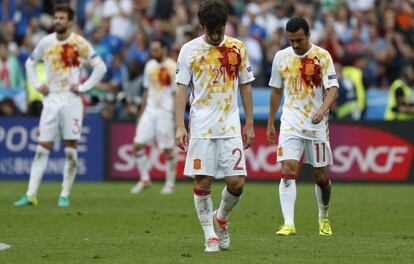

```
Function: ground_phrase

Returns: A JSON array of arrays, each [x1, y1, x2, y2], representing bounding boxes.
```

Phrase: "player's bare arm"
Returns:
[[311, 86, 338, 124], [266, 88, 283, 144], [239, 82, 255, 149], [175, 83, 188, 150], [137, 89, 148, 120]]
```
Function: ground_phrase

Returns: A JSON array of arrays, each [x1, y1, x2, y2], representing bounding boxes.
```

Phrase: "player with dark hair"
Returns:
[[175, 0, 255, 252], [267, 17, 338, 236], [14, 4, 107, 207], [130, 38, 177, 195]]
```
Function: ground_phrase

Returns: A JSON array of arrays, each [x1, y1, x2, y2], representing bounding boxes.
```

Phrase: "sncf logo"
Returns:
[[332, 146, 410, 174], [330, 125, 414, 181]]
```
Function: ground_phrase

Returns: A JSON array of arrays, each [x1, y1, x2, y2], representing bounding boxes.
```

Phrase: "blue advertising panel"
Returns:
[[0, 114, 103, 181]]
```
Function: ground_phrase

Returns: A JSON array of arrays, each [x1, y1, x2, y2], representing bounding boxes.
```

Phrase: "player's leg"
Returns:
[[184, 138, 219, 252], [14, 101, 57, 207], [157, 111, 176, 194], [193, 175, 219, 252], [131, 110, 155, 194], [59, 97, 83, 207], [275, 135, 304, 235], [306, 139, 333, 235], [160, 148, 175, 194]]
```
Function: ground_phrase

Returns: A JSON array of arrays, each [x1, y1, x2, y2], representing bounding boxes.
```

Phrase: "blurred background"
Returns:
[[0, 0, 413, 183]]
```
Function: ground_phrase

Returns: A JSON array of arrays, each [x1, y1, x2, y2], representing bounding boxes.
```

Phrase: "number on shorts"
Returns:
[[232, 148, 244, 170], [72, 118, 81, 135], [314, 142, 326, 163]]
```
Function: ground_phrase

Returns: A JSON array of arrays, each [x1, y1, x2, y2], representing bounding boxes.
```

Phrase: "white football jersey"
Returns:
[[143, 58, 176, 112], [269, 44, 339, 140], [29, 32, 100, 93], [176, 35, 255, 139]]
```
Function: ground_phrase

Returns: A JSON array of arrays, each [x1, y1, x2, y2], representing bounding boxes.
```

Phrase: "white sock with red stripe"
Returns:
[[135, 149, 150, 182], [315, 180, 331, 220], [165, 156, 176, 187], [60, 147, 78, 197], [217, 187, 241, 221], [279, 178, 296, 226], [27, 145, 49, 197], [193, 188, 217, 240]]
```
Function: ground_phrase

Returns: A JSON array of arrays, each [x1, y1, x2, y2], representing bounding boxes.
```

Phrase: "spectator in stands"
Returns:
[[384, 64, 414, 120], [334, 63, 361, 120], [342, 53, 367, 119], [0, 37, 24, 89]]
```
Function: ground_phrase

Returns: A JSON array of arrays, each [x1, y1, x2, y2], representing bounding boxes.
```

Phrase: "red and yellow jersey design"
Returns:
[[143, 58, 176, 112], [30, 32, 96, 93], [269, 44, 338, 140], [176, 35, 255, 138]]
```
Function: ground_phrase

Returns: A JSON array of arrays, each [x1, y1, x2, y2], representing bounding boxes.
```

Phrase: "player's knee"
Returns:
[[313, 168, 330, 187], [194, 176, 212, 191], [135, 144, 144, 151], [38, 142, 53, 151], [226, 176, 245, 196], [281, 161, 298, 176]]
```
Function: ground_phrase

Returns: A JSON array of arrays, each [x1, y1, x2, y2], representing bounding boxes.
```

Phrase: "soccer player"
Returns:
[[175, 0, 255, 252], [266, 17, 338, 236], [130, 38, 177, 195], [14, 4, 107, 207]]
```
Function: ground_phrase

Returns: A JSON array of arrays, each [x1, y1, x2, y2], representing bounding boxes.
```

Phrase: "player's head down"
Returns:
[[150, 38, 168, 62], [198, 0, 228, 46], [53, 4, 75, 34], [286, 17, 311, 55]]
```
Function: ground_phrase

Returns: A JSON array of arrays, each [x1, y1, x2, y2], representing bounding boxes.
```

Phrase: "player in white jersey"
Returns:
[[14, 4, 107, 208], [130, 38, 177, 195], [175, 0, 255, 252], [267, 17, 338, 236]]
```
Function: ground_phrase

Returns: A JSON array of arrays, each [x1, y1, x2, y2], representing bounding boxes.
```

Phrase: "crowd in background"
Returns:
[[0, 0, 413, 120]]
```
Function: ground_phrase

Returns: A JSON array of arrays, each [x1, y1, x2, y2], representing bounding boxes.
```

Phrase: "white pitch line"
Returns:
[[0, 243, 11, 250]]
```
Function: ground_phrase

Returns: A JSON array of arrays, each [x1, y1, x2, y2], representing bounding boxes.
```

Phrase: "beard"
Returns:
[[55, 25, 68, 34]]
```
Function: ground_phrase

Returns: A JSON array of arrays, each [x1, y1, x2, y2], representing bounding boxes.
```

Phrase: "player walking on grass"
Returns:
[[130, 38, 177, 195], [14, 4, 106, 208], [267, 17, 338, 236], [175, 0, 255, 252]]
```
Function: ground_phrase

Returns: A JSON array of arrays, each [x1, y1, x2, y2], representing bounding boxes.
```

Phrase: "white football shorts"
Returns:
[[184, 137, 247, 178], [277, 134, 333, 167], [134, 108, 174, 149], [38, 93, 83, 142]]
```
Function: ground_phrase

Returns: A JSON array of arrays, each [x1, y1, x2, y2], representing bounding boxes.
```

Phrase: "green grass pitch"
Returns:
[[0, 181, 413, 263]]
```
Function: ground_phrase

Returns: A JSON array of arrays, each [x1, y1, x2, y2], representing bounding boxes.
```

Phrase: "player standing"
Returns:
[[14, 4, 107, 207], [175, 0, 255, 252], [130, 38, 177, 195], [266, 17, 338, 236]]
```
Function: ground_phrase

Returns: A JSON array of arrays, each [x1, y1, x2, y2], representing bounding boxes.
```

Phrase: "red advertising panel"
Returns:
[[329, 125, 413, 181], [108, 123, 414, 181]]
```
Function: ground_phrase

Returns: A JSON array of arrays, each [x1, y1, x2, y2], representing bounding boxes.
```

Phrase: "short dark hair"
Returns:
[[53, 4, 75, 21], [286, 17, 309, 35], [197, 0, 228, 30], [151, 37, 168, 49]]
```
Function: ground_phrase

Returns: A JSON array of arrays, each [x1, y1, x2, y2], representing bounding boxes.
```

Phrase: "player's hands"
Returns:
[[175, 126, 188, 151], [311, 107, 326, 124], [38, 84, 49, 95], [242, 123, 255, 149], [266, 124, 276, 144], [70, 84, 80, 94]]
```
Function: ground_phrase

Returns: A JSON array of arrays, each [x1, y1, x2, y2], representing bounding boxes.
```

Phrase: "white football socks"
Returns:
[[135, 149, 150, 182], [315, 181, 331, 220], [279, 178, 296, 226], [27, 145, 50, 197], [60, 147, 78, 197], [165, 156, 176, 187], [194, 190, 217, 240], [217, 187, 241, 221]]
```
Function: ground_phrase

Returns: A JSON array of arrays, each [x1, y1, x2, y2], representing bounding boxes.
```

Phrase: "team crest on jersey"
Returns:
[[193, 159, 201, 170], [278, 147, 283, 157], [228, 52, 239, 65], [300, 56, 321, 87]]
